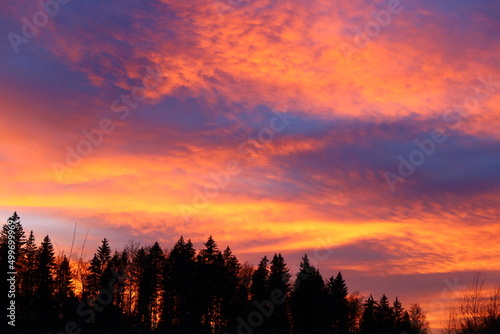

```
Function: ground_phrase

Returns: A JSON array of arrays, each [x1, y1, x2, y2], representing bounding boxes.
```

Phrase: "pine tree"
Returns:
[[221, 246, 245, 332], [393, 297, 409, 333], [19, 230, 37, 297], [86, 238, 112, 298], [54, 255, 78, 323], [251, 256, 269, 301], [161, 236, 197, 333], [17, 230, 37, 326], [54, 255, 75, 301], [34, 235, 56, 300], [33, 235, 57, 331], [195, 236, 225, 333], [375, 294, 394, 333], [136, 242, 165, 331], [250, 255, 270, 334], [133, 246, 148, 327], [0, 212, 26, 270], [360, 295, 377, 334], [197, 235, 222, 265], [268, 253, 291, 334], [327, 272, 349, 334], [108, 250, 128, 312], [291, 254, 327, 334]]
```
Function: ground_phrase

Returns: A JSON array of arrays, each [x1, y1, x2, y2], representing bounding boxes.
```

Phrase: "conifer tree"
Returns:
[[251, 256, 269, 301], [33, 235, 57, 331], [86, 238, 112, 298], [291, 254, 327, 334], [250, 255, 270, 334], [327, 272, 350, 334], [375, 294, 395, 333], [54, 255, 78, 323], [195, 236, 225, 333], [16, 230, 38, 327], [221, 246, 246, 332], [161, 236, 197, 333], [0, 213, 26, 294], [108, 250, 128, 312], [34, 235, 56, 300], [392, 297, 410, 333], [137, 242, 165, 331], [360, 295, 377, 334], [54, 255, 75, 301], [268, 253, 291, 334], [19, 230, 37, 297]]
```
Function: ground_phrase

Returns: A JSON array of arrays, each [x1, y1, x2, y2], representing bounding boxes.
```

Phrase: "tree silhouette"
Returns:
[[375, 294, 394, 333], [33, 235, 57, 331], [86, 238, 112, 299], [327, 271, 350, 334], [251, 256, 269, 301], [17, 230, 37, 327], [136, 242, 165, 331], [291, 254, 327, 334], [409, 304, 430, 334], [250, 255, 270, 334], [268, 253, 291, 334], [161, 236, 197, 333], [221, 246, 247, 332], [361, 295, 377, 334], [1, 213, 439, 334], [195, 235, 225, 333]]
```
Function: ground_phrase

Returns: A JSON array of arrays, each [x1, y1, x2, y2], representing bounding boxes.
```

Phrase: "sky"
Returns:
[[1, 0, 500, 329]]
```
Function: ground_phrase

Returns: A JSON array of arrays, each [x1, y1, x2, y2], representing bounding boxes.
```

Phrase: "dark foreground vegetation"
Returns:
[[0, 213, 497, 334]]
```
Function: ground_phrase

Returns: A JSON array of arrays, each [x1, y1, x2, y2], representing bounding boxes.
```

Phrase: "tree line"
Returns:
[[0, 212, 443, 333]]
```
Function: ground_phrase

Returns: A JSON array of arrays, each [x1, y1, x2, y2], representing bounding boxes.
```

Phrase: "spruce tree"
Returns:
[[327, 272, 349, 334], [251, 256, 269, 301], [33, 235, 57, 331], [17, 230, 38, 327], [221, 246, 246, 332], [161, 236, 197, 333], [54, 255, 78, 324], [291, 254, 327, 334], [268, 253, 291, 334], [393, 297, 409, 333], [86, 238, 112, 298], [195, 236, 225, 333], [250, 255, 270, 334], [375, 294, 394, 333], [360, 295, 377, 334], [137, 242, 165, 331]]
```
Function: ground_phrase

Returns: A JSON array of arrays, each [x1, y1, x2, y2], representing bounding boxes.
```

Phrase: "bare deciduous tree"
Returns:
[[442, 272, 500, 334]]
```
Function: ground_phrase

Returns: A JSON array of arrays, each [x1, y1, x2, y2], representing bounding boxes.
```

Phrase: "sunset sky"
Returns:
[[1, 0, 499, 329]]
